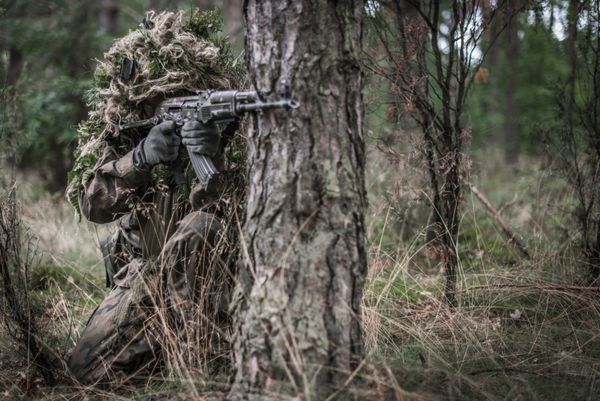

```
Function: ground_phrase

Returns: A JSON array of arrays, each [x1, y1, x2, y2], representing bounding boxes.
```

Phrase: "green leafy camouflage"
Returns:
[[66, 9, 245, 216]]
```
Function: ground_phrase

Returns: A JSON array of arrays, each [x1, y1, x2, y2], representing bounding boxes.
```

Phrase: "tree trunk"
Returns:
[[99, 0, 119, 35], [1, 1, 24, 88], [481, 0, 491, 45], [503, 0, 520, 164], [230, 0, 367, 399], [566, 0, 579, 135], [442, 159, 461, 307], [224, 0, 243, 43], [6, 45, 24, 88]]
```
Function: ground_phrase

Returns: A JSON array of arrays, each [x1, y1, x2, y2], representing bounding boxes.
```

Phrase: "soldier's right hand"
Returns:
[[134, 121, 181, 169]]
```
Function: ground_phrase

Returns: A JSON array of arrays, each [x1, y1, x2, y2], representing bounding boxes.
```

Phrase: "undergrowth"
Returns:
[[362, 148, 600, 400], [1, 148, 599, 400]]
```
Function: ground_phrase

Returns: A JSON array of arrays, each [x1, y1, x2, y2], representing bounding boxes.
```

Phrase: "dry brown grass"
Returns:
[[358, 147, 600, 400], [1, 147, 600, 400], [16, 172, 110, 274]]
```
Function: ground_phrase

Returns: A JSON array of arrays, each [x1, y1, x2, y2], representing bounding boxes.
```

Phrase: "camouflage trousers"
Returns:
[[67, 211, 225, 384]]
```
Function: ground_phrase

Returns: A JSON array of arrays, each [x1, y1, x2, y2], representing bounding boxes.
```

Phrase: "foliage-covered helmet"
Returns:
[[67, 9, 244, 213]]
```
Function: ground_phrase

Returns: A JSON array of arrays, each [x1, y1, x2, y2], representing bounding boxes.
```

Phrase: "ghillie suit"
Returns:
[[66, 10, 246, 384]]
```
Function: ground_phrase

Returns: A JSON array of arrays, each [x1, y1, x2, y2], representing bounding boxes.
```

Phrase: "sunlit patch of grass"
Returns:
[[0, 173, 109, 397], [17, 172, 111, 275]]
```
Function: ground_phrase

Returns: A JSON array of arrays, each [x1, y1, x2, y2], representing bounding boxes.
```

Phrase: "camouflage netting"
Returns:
[[67, 9, 244, 214]]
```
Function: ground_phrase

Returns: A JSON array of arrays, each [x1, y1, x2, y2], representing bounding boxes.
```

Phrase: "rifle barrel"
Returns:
[[236, 99, 299, 113]]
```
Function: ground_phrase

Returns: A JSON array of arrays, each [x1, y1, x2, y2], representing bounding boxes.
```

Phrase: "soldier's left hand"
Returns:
[[181, 120, 220, 157]]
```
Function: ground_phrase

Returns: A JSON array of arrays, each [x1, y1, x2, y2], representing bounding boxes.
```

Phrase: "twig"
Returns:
[[0, 187, 58, 385], [463, 283, 600, 293], [468, 367, 541, 376], [497, 193, 519, 215], [470, 185, 531, 260]]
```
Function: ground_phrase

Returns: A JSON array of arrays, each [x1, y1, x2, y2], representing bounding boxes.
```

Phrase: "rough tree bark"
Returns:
[[230, 0, 367, 399]]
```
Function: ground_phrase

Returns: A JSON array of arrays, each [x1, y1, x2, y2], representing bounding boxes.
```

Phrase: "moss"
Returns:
[[187, 9, 223, 38], [66, 8, 247, 216], [228, 146, 247, 165], [147, 59, 163, 79], [93, 62, 113, 89], [31, 264, 103, 299], [366, 274, 424, 305], [66, 151, 97, 216]]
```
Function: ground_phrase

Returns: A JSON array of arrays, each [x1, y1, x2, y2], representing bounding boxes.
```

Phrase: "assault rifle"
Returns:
[[119, 86, 299, 190]]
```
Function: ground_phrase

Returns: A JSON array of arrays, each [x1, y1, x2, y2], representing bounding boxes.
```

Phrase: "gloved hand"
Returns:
[[133, 120, 180, 170], [181, 120, 220, 157]]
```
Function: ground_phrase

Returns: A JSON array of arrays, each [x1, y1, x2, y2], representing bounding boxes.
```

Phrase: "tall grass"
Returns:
[[360, 148, 600, 400], [1, 148, 599, 400]]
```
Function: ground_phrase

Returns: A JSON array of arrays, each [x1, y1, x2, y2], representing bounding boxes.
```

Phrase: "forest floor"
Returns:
[[1, 148, 599, 400]]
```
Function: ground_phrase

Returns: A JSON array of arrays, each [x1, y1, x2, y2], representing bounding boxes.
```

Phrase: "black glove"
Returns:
[[133, 120, 180, 170], [181, 120, 220, 157]]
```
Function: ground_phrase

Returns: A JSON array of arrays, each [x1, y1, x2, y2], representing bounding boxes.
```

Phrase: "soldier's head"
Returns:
[[67, 9, 244, 212], [87, 9, 243, 137]]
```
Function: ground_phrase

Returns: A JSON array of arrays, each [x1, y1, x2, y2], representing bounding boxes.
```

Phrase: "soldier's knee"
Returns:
[[162, 212, 224, 302], [175, 211, 222, 246]]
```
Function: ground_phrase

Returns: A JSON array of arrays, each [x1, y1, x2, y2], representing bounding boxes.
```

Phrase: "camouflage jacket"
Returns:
[[81, 144, 223, 282], [81, 147, 151, 225], [80, 124, 242, 288]]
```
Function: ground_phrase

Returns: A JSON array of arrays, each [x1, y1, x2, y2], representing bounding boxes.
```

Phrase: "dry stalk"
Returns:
[[470, 185, 531, 260], [0, 186, 61, 386]]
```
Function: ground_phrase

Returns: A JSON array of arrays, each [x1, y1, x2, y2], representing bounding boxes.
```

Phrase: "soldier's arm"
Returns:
[[81, 121, 180, 224], [81, 148, 151, 224]]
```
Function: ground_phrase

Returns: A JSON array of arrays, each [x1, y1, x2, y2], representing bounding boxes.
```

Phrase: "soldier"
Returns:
[[65, 10, 244, 384]]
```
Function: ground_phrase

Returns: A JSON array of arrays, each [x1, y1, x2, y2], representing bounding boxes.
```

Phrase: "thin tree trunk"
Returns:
[[224, 0, 243, 44], [230, 0, 367, 398], [481, 0, 491, 45], [45, 0, 95, 191], [566, 0, 579, 135], [6, 45, 23, 87], [442, 153, 461, 307], [503, 0, 520, 164], [99, 0, 119, 35], [2, 1, 24, 88]]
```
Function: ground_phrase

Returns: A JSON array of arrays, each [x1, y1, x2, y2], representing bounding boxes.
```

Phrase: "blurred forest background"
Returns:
[[1, 0, 600, 400]]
